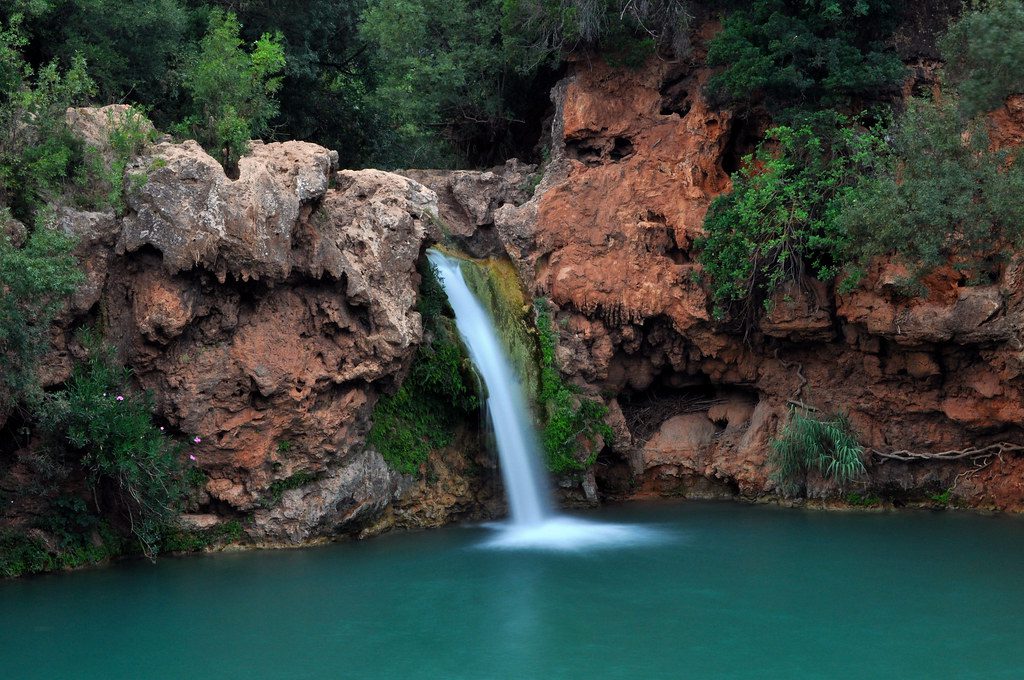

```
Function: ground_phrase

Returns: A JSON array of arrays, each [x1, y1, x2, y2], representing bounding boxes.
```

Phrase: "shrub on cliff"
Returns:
[[369, 261, 479, 475], [770, 409, 865, 493], [534, 298, 612, 474], [697, 113, 887, 320], [173, 9, 285, 169], [0, 214, 83, 416], [839, 97, 1024, 285], [0, 15, 96, 221], [940, 0, 1024, 119], [705, 0, 905, 114], [39, 333, 192, 557]]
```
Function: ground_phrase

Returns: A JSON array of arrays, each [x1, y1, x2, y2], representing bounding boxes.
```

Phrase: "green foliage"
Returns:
[[359, 0, 520, 167], [697, 113, 887, 319], [174, 9, 285, 168], [705, 0, 904, 114], [161, 520, 244, 553], [940, 0, 1024, 119], [0, 497, 123, 577], [845, 492, 881, 507], [770, 409, 866, 493], [262, 471, 317, 508], [40, 333, 190, 556], [73, 105, 156, 213], [369, 261, 479, 475], [840, 98, 1024, 285], [535, 298, 612, 474], [0, 217, 83, 414], [0, 530, 52, 577], [34, 0, 188, 106], [0, 15, 95, 221]]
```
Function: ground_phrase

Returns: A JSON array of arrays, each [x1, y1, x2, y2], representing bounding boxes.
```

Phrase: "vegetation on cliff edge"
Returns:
[[369, 260, 479, 476], [769, 409, 866, 493]]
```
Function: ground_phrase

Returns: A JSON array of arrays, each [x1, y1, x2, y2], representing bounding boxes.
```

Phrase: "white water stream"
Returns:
[[427, 250, 661, 550]]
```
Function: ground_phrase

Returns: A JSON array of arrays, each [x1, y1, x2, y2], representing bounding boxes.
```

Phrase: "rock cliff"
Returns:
[[490, 50, 1024, 511], [2, 108, 496, 546], [6, 40, 1024, 565]]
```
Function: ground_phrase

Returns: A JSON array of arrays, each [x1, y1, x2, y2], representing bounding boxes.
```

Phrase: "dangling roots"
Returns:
[[871, 442, 1024, 489]]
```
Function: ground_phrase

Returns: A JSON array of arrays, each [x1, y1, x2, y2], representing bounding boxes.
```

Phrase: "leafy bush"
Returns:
[[174, 9, 285, 168], [40, 333, 191, 556], [534, 298, 612, 473], [73, 105, 156, 213], [697, 113, 887, 319], [0, 15, 95, 221], [840, 98, 1024, 285], [0, 216, 83, 415], [369, 261, 479, 475], [705, 0, 904, 114], [940, 0, 1024, 119], [34, 0, 188, 107], [0, 496, 123, 577], [0, 530, 52, 578], [769, 409, 865, 492], [161, 520, 244, 553]]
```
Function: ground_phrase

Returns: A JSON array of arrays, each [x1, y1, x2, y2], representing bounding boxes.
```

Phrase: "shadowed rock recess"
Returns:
[[7, 42, 1024, 557]]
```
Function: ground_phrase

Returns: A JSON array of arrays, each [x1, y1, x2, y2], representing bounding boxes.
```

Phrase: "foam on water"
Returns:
[[478, 516, 669, 551]]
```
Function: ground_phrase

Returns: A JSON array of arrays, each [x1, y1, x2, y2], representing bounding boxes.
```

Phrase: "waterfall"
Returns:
[[427, 249, 665, 551], [426, 249, 551, 526]]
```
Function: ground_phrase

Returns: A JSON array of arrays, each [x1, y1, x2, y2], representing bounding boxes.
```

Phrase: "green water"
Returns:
[[2, 502, 1023, 679]]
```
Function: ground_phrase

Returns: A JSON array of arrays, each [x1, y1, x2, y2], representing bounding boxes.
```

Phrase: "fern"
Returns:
[[770, 409, 865, 493]]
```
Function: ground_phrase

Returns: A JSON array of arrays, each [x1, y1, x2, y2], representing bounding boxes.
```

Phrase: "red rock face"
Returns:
[[2, 115, 495, 545], [497, 54, 1024, 511]]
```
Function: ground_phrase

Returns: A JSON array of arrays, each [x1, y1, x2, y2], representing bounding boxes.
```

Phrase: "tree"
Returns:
[[705, 0, 905, 114], [33, 0, 189, 107], [840, 98, 1024, 284], [697, 113, 887, 321], [175, 9, 285, 168], [0, 14, 95, 220], [359, 0, 515, 168], [502, 0, 693, 70], [940, 0, 1024, 119]]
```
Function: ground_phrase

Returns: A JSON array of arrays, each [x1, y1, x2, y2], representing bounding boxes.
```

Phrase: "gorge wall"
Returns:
[[6, 27, 1024, 562], [489, 47, 1024, 512]]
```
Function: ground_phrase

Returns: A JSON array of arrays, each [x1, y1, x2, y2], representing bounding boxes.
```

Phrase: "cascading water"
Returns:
[[427, 249, 663, 550], [426, 249, 551, 526]]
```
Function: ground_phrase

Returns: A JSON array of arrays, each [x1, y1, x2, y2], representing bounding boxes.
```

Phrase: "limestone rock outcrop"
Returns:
[[9, 111, 496, 544], [495, 47, 1024, 511]]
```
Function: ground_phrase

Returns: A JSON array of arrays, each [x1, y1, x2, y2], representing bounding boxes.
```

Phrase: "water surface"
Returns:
[[2, 502, 1023, 679]]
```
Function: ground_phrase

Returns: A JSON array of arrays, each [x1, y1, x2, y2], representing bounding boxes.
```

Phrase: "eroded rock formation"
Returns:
[[494, 51, 1024, 511], [3, 108, 495, 545]]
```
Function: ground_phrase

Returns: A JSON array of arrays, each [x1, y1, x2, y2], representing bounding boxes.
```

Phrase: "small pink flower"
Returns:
[[159, 426, 165, 431], [189, 454, 197, 462], [193, 436, 202, 444], [116, 395, 124, 402]]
